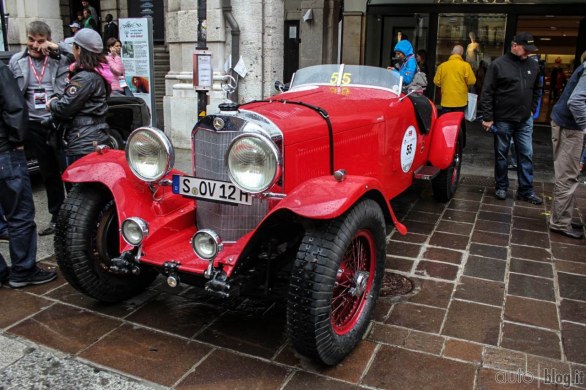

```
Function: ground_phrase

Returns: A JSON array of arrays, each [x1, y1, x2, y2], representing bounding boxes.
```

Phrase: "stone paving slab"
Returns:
[[2, 124, 586, 388]]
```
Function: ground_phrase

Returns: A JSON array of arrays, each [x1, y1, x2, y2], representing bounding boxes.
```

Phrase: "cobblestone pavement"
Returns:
[[1, 123, 586, 389]]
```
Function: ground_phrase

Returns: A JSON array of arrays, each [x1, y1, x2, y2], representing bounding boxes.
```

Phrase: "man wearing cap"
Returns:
[[46, 28, 111, 167], [69, 21, 80, 36], [479, 32, 543, 205], [9, 21, 74, 236]]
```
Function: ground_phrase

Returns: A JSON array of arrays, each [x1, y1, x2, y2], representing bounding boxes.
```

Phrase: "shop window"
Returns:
[[436, 13, 507, 73]]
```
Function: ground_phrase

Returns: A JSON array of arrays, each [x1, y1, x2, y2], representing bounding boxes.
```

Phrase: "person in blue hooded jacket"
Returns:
[[391, 40, 417, 85]]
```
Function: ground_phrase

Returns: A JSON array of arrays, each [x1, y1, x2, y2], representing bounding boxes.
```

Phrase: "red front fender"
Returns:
[[62, 150, 195, 251], [428, 112, 463, 169]]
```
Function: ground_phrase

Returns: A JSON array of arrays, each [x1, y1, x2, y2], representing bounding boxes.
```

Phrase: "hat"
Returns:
[[69, 22, 80, 29], [71, 28, 103, 53], [512, 32, 538, 52]]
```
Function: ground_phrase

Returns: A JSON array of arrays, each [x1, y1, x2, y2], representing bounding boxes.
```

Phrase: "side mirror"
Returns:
[[274, 81, 289, 92]]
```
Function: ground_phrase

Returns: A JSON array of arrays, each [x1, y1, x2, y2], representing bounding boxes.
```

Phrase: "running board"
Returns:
[[414, 165, 440, 180]]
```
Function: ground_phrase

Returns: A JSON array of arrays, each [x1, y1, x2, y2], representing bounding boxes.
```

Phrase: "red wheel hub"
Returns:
[[331, 229, 376, 335]]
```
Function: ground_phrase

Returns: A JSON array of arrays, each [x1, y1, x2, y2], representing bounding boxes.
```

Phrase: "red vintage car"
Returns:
[[55, 64, 464, 365]]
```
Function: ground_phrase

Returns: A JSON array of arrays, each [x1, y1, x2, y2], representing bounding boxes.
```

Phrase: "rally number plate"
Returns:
[[172, 175, 252, 205]]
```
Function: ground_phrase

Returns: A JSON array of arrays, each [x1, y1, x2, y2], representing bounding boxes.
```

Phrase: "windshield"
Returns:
[[290, 64, 402, 96]]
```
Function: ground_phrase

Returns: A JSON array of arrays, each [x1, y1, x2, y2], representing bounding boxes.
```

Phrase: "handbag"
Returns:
[[465, 92, 478, 121]]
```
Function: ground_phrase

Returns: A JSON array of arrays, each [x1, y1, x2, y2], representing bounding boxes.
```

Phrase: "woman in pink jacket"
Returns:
[[105, 38, 132, 96]]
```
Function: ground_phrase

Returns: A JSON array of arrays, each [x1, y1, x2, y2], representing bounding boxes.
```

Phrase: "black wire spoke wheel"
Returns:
[[287, 199, 385, 366], [55, 183, 157, 302]]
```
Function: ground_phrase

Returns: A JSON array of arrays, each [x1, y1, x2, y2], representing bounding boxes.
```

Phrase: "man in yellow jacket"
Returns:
[[434, 45, 476, 115]]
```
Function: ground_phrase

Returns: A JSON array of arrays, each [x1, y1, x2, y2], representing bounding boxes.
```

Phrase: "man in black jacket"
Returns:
[[479, 32, 543, 205], [0, 62, 57, 288]]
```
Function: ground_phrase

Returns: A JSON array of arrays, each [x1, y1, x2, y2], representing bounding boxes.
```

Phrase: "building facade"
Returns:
[[1, 0, 585, 146]]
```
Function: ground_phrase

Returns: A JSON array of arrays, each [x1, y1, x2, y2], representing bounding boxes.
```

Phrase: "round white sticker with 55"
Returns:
[[401, 125, 417, 173]]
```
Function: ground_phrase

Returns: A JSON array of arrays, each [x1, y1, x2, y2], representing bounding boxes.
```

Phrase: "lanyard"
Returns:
[[28, 56, 49, 86]]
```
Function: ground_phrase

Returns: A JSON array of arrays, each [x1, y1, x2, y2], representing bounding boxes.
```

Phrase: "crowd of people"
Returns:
[[390, 32, 585, 240], [0, 16, 119, 288]]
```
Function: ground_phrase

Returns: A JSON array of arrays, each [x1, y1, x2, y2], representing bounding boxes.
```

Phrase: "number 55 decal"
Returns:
[[330, 72, 352, 85]]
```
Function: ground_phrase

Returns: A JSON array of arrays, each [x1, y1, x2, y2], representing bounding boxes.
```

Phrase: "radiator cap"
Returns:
[[219, 102, 239, 112]]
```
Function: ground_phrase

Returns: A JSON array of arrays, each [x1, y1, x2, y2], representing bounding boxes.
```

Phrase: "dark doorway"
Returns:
[[69, 0, 101, 31], [283, 20, 300, 83], [128, 0, 165, 43]]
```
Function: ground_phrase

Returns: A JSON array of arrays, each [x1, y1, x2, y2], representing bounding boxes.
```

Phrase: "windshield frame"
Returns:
[[289, 64, 403, 96]]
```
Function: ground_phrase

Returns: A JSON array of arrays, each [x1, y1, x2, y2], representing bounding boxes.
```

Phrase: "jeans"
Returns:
[[0, 203, 6, 235], [0, 149, 38, 280], [25, 120, 66, 224], [493, 117, 535, 196]]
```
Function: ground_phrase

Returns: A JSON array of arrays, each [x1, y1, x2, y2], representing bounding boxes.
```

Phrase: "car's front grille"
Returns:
[[193, 128, 268, 242]]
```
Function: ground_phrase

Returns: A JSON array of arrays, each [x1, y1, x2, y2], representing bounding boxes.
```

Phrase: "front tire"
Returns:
[[432, 132, 463, 202], [287, 199, 386, 365], [55, 183, 157, 302]]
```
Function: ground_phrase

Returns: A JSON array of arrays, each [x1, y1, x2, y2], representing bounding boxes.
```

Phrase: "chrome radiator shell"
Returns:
[[192, 127, 269, 242]]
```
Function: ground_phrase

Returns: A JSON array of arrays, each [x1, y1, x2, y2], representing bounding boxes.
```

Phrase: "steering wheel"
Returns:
[[221, 74, 238, 96]]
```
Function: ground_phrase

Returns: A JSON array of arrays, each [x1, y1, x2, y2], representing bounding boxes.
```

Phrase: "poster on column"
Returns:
[[119, 18, 156, 126]]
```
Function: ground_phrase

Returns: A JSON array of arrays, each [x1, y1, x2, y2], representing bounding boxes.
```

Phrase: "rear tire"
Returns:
[[55, 183, 157, 302], [432, 133, 462, 202], [287, 199, 385, 365]]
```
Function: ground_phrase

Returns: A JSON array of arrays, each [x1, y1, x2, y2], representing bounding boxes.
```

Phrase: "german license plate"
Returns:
[[172, 175, 252, 205]]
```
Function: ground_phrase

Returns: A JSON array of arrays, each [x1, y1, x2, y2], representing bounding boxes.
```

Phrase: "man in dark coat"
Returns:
[[103, 14, 118, 44], [479, 32, 543, 205]]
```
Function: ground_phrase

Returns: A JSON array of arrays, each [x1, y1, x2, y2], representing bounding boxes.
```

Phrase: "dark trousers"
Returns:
[[25, 120, 66, 223], [492, 117, 535, 196], [0, 203, 5, 234], [438, 105, 467, 116], [0, 149, 37, 280]]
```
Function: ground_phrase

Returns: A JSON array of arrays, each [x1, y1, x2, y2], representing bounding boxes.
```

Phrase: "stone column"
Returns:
[[5, 0, 64, 47], [163, 0, 284, 147], [163, 0, 206, 148], [299, 0, 339, 68], [341, 11, 365, 65]]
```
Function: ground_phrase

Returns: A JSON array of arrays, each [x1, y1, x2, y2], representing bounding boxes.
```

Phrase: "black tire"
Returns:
[[106, 128, 125, 150], [54, 183, 157, 302], [432, 133, 463, 202], [287, 199, 386, 366]]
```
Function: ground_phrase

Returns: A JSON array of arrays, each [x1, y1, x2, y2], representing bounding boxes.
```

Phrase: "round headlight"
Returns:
[[121, 217, 149, 246], [191, 230, 222, 260], [226, 134, 280, 193], [126, 127, 175, 182]]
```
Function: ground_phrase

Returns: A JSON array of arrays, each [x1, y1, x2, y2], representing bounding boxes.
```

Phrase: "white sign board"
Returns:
[[119, 18, 156, 126]]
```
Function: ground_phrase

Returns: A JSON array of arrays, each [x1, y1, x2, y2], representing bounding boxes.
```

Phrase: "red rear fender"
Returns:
[[428, 112, 463, 169]]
